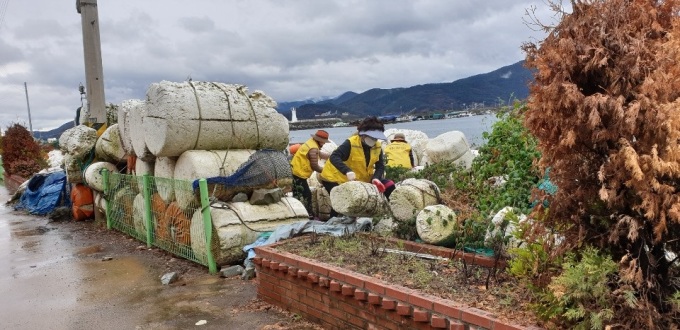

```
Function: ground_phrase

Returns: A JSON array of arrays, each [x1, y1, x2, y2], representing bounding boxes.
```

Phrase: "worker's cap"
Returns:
[[358, 130, 386, 140], [391, 133, 406, 142], [311, 130, 329, 143]]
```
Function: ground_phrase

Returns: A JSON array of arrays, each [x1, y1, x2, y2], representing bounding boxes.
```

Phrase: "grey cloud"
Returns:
[[178, 16, 215, 33], [0, 0, 554, 130]]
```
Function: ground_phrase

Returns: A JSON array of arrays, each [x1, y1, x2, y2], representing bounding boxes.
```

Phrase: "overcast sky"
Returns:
[[0, 0, 559, 132]]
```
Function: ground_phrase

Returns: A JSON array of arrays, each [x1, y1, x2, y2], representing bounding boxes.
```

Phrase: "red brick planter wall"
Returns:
[[3, 173, 27, 195], [254, 238, 538, 330]]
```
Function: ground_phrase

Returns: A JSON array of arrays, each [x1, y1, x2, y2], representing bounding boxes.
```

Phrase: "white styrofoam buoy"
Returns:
[[389, 178, 440, 222], [83, 161, 118, 192], [329, 181, 388, 217], [118, 99, 142, 154], [155, 157, 178, 204], [190, 197, 308, 265], [416, 204, 460, 246], [59, 125, 98, 159], [172, 150, 254, 209], [95, 124, 126, 163], [128, 100, 154, 161], [143, 81, 289, 157], [425, 131, 473, 168]]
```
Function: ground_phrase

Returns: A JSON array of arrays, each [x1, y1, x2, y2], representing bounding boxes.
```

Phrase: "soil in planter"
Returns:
[[276, 233, 541, 328]]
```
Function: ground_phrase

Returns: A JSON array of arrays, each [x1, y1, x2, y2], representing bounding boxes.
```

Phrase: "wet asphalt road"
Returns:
[[0, 185, 311, 330]]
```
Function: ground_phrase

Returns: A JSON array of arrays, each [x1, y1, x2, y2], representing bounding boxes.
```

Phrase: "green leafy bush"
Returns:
[[541, 247, 621, 329], [471, 104, 541, 217]]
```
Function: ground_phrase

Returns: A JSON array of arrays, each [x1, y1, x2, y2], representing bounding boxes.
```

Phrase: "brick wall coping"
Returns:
[[254, 236, 540, 330]]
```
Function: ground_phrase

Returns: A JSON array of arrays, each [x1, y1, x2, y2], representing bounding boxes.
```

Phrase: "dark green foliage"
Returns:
[[472, 104, 541, 216], [539, 247, 623, 329]]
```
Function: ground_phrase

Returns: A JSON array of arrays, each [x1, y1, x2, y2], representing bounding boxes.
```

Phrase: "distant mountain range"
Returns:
[[276, 60, 533, 120], [35, 60, 533, 140]]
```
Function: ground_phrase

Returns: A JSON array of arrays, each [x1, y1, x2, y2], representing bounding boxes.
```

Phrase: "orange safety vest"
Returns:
[[290, 138, 321, 179], [320, 135, 382, 183], [384, 141, 412, 169]]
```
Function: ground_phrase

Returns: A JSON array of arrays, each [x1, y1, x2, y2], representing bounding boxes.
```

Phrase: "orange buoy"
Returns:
[[289, 143, 301, 155], [163, 201, 191, 246], [71, 183, 94, 221]]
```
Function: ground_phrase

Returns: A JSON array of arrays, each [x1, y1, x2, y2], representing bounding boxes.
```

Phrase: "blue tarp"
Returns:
[[15, 171, 70, 215]]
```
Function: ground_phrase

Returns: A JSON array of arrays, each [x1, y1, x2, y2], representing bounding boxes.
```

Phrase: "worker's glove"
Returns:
[[372, 179, 386, 193], [346, 171, 356, 181]]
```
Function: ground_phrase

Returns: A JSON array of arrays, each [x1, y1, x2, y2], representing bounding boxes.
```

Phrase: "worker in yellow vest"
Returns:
[[384, 132, 414, 169], [290, 130, 329, 218], [320, 116, 395, 218]]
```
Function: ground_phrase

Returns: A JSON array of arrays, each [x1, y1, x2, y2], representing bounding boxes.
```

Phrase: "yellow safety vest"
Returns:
[[320, 135, 382, 183], [384, 141, 412, 169], [290, 138, 320, 179]]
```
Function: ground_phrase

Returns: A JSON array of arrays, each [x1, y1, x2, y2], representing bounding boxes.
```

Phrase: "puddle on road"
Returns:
[[76, 244, 104, 256], [77, 256, 230, 327], [11, 226, 55, 237], [21, 240, 40, 250]]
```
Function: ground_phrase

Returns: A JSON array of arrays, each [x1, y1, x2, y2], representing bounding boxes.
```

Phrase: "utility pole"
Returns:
[[24, 82, 33, 138], [76, 0, 107, 136]]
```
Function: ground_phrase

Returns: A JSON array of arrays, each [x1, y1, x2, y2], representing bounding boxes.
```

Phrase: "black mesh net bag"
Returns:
[[192, 149, 293, 202]]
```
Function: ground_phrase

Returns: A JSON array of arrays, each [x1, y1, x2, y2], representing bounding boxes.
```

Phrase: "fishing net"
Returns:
[[192, 149, 293, 202]]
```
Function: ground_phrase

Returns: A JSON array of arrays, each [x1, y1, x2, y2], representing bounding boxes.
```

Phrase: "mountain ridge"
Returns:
[[35, 60, 532, 140], [278, 60, 532, 119]]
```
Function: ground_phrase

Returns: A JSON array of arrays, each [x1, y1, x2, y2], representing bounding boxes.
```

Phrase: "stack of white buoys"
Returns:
[[95, 124, 126, 163], [133, 193, 148, 234], [117, 99, 138, 155], [384, 129, 429, 166], [155, 157, 178, 204], [143, 81, 289, 157], [134, 158, 155, 191], [59, 125, 99, 183], [416, 204, 460, 246], [190, 197, 307, 265], [83, 161, 118, 192], [425, 131, 475, 169], [173, 150, 255, 209], [330, 181, 388, 217], [389, 178, 440, 222], [128, 99, 155, 162]]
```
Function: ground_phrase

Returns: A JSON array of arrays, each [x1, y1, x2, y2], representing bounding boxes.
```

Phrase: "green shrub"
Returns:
[[471, 104, 541, 217], [540, 247, 621, 330]]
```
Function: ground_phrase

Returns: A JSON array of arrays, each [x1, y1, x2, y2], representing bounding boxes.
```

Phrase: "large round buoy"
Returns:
[[416, 204, 460, 246], [289, 143, 301, 155], [83, 162, 118, 192]]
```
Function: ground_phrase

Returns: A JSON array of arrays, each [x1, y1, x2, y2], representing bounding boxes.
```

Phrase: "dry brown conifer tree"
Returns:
[[523, 0, 680, 323]]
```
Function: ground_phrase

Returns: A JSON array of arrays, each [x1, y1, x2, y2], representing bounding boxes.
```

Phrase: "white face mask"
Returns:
[[363, 136, 377, 147]]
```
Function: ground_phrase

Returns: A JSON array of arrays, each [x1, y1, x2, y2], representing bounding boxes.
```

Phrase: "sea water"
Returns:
[[288, 114, 499, 147]]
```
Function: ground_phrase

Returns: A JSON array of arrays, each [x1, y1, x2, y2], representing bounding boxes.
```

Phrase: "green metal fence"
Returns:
[[103, 170, 217, 273]]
